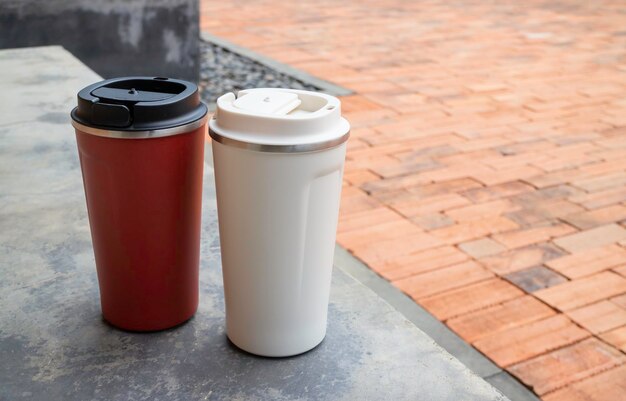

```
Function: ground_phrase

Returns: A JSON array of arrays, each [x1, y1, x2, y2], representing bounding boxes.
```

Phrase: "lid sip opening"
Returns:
[[233, 91, 302, 115], [228, 89, 334, 117]]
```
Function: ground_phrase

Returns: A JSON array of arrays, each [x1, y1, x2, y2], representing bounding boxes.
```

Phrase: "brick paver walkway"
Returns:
[[202, 1, 626, 399]]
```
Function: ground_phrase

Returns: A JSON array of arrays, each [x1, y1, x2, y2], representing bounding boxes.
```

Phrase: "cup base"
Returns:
[[102, 309, 197, 333], [226, 331, 326, 358]]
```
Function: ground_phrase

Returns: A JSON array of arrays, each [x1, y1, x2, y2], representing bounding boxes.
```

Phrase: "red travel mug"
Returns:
[[71, 77, 208, 331]]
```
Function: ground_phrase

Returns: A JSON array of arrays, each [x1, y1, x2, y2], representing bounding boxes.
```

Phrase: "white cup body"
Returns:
[[213, 140, 346, 356]]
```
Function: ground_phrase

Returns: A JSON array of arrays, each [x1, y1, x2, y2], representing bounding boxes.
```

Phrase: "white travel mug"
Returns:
[[209, 88, 350, 357]]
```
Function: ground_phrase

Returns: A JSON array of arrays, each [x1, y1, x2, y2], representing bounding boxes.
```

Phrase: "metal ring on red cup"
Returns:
[[72, 115, 208, 139]]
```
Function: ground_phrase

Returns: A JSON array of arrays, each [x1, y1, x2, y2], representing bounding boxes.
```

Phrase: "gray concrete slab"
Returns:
[[0, 46, 508, 401]]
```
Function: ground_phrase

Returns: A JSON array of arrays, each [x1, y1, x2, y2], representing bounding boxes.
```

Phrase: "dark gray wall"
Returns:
[[0, 0, 200, 82]]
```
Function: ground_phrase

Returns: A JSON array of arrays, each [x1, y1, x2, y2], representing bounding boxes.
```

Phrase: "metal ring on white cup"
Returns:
[[209, 128, 349, 153]]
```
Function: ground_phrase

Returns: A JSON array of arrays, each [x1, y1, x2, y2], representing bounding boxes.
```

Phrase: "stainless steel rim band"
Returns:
[[209, 128, 350, 153], [71, 115, 208, 139]]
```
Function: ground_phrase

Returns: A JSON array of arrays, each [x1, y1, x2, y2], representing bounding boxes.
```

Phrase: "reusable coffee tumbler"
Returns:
[[209, 88, 350, 356], [71, 77, 208, 331]]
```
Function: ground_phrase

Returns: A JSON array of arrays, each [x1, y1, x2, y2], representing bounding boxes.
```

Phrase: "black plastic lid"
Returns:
[[70, 77, 208, 131]]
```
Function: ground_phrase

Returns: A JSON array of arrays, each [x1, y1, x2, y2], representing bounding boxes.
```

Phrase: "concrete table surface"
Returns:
[[0, 46, 508, 401]]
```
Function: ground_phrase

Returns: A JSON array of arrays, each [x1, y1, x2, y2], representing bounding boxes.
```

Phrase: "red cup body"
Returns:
[[75, 126, 206, 331]]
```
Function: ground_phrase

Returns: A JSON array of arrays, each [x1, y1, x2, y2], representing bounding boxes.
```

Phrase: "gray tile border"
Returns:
[[334, 245, 539, 401], [201, 32, 353, 97], [486, 372, 541, 401]]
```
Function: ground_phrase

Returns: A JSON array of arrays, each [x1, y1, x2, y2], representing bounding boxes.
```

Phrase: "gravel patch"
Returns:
[[199, 39, 320, 107]]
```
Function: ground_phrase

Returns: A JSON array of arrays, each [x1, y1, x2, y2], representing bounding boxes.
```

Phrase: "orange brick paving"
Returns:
[[201, 1, 626, 399]]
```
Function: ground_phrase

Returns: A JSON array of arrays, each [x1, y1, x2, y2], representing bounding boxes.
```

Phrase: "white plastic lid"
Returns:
[[209, 88, 350, 152]]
